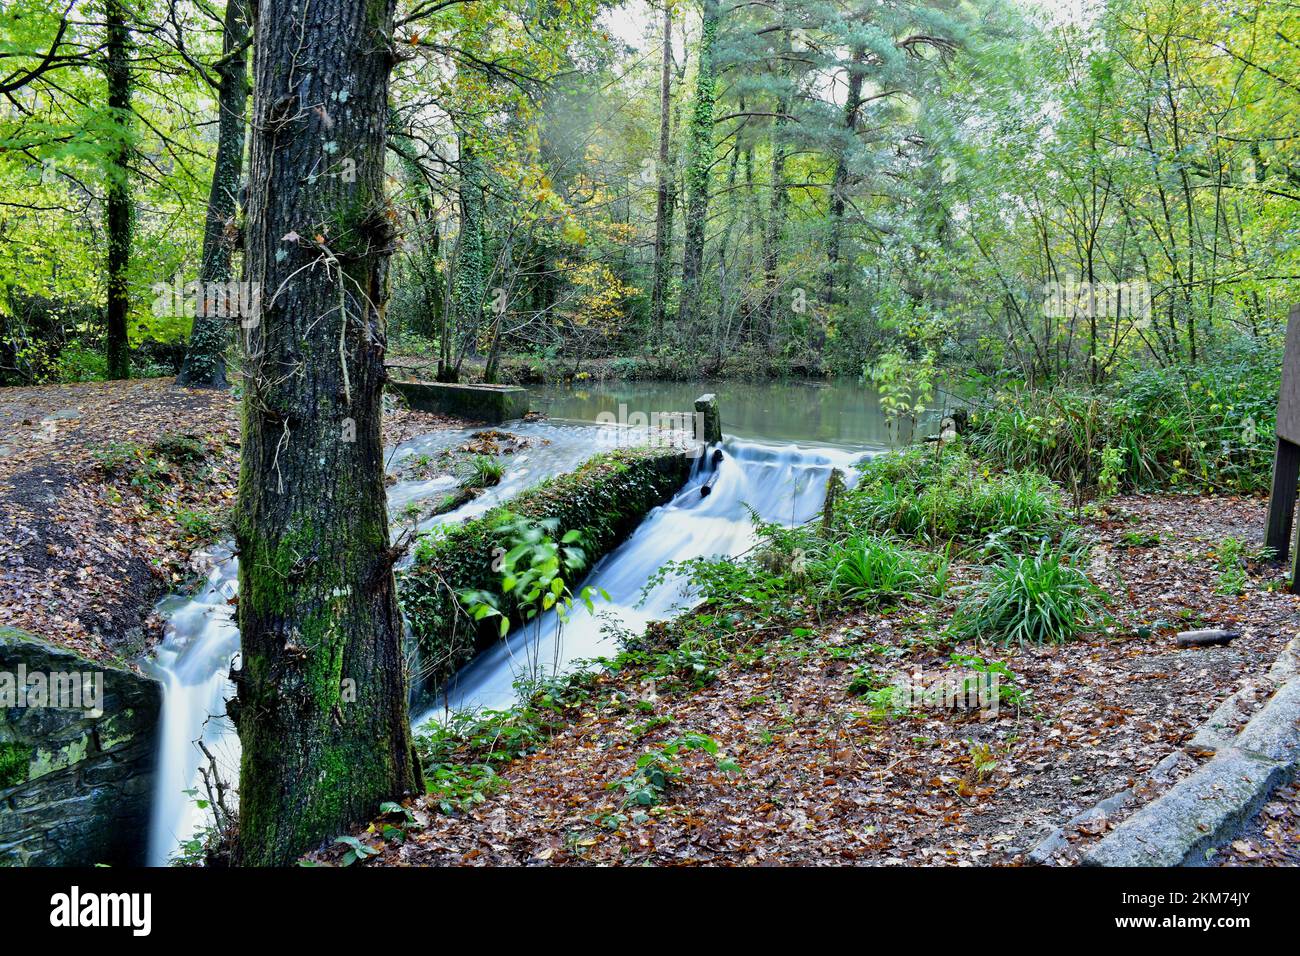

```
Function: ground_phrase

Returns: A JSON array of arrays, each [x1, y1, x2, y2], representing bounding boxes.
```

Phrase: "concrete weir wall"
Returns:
[[390, 380, 529, 423], [0, 627, 162, 866]]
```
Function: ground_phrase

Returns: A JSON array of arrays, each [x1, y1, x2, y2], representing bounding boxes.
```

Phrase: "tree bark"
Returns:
[[453, 134, 486, 381], [177, 0, 251, 389], [824, 45, 866, 307], [649, 0, 675, 334], [234, 0, 422, 867], [104, 0, 132, 381], [677, 0, 719, 332]]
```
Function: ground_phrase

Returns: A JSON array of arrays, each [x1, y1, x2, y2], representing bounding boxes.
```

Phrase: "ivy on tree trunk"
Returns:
[[649, 0, 675, 334], [677, 0, 718, 332], [177, 0, 251, 390]]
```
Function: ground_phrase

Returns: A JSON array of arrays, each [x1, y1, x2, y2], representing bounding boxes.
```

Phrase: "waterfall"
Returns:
[[142, 421, 872, 865], [421, 436, 868, 720]]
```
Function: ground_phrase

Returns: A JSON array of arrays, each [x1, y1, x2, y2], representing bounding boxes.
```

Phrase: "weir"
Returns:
[[141, 399, 873, 865]]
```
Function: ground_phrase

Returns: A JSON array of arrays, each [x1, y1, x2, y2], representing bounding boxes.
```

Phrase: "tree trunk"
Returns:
[[177, 0, 251, 389], [824, 46, 865, 307], [391, 116, 444, 342], [649, 1, 675, 334], [454, 135, 486, 379], [760, 93, 791, 344], [104, 0, 132, 381], [234, 0, 422, 867], [677, 0, 719, 332]]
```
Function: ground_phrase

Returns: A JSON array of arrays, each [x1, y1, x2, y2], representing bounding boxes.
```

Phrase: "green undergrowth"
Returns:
[[411, 650, 725, 816], [652, 441, 1104, 650], [837, 441, 1066, 547], [92, 431, 230, 542], [967, 351, 1278, 496]]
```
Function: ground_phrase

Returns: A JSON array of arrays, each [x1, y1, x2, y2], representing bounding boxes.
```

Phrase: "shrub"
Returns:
[[815, 534, 931, 604], [968, 349, 1277, 494], [953, 539, 1104, 646], [841, 443, 1063, 545], [54, 342, 109, 383]]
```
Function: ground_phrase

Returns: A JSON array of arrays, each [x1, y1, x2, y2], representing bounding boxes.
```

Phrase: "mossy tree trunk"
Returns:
[[233, 0, 422, 867], [454, 137, 486, 383], [677, 0, 718, 333], [177, 0, 251, 389], [823, 44, 866, 309], [104, 0, 132, 381], [759, 13, 792, 345], [649, 0, 675, 334]]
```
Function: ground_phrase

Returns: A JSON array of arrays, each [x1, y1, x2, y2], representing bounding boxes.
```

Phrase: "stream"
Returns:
[[143, 380, 922, 865]]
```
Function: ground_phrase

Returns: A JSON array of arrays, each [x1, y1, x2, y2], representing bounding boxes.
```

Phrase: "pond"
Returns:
[[531, 378, 946, 448]]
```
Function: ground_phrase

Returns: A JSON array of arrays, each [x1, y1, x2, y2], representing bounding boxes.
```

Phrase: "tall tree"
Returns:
[[649, 0, 675, 333], [677, 0, 719, 330], [758, 9, 794, 343], [176, 0, 252, 389], [453, 134, 487, 382], [824, 45, 867, 306], [233, 0, 422, 866], [103, 0, 132, 380]]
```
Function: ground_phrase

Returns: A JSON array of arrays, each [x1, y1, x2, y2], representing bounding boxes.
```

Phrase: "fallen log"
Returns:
[[1176, 628, 1241, 648]]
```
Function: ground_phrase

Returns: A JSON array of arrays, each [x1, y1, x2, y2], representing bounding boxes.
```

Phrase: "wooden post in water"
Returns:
[[1265, 304, 1300, 589]]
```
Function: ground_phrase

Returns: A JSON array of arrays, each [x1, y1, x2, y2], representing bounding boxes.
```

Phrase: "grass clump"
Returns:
[[952, 539, 1104, 646], [813, 534, 939, 605], [461, 454, 505, 489], [840, 442, 1063, 546]]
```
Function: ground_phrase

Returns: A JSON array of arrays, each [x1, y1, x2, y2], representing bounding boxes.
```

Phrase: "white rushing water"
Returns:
[[142, 419, 873, 865], [421, 436, 868, 719]]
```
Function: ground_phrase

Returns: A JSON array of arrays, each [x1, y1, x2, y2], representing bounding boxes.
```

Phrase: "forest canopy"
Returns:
[[0, 0, 1295, 387]]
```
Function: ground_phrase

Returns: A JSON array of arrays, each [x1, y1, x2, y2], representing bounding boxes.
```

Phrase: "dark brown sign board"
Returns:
[[1276, 304, 1300, 444], [1265, 304, 1300, 587]]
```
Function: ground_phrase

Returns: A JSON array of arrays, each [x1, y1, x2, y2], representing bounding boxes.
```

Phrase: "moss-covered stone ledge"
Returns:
[[399, 444, 692, 704], [389, 380, 529, 423], [0, 627, 162, 866]]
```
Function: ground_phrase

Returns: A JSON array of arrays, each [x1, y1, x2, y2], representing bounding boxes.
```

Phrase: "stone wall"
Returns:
[[399, 444, 694, 706], [389, 380, 529, 423], [0, 627, 162, 866]]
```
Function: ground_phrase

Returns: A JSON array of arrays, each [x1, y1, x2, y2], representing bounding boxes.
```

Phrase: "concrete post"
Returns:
[[694, 393, 722, 445]]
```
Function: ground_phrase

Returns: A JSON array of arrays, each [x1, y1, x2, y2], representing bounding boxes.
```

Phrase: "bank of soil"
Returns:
[[0, 378, 461, 666], [332, 492, 1298, 866]]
